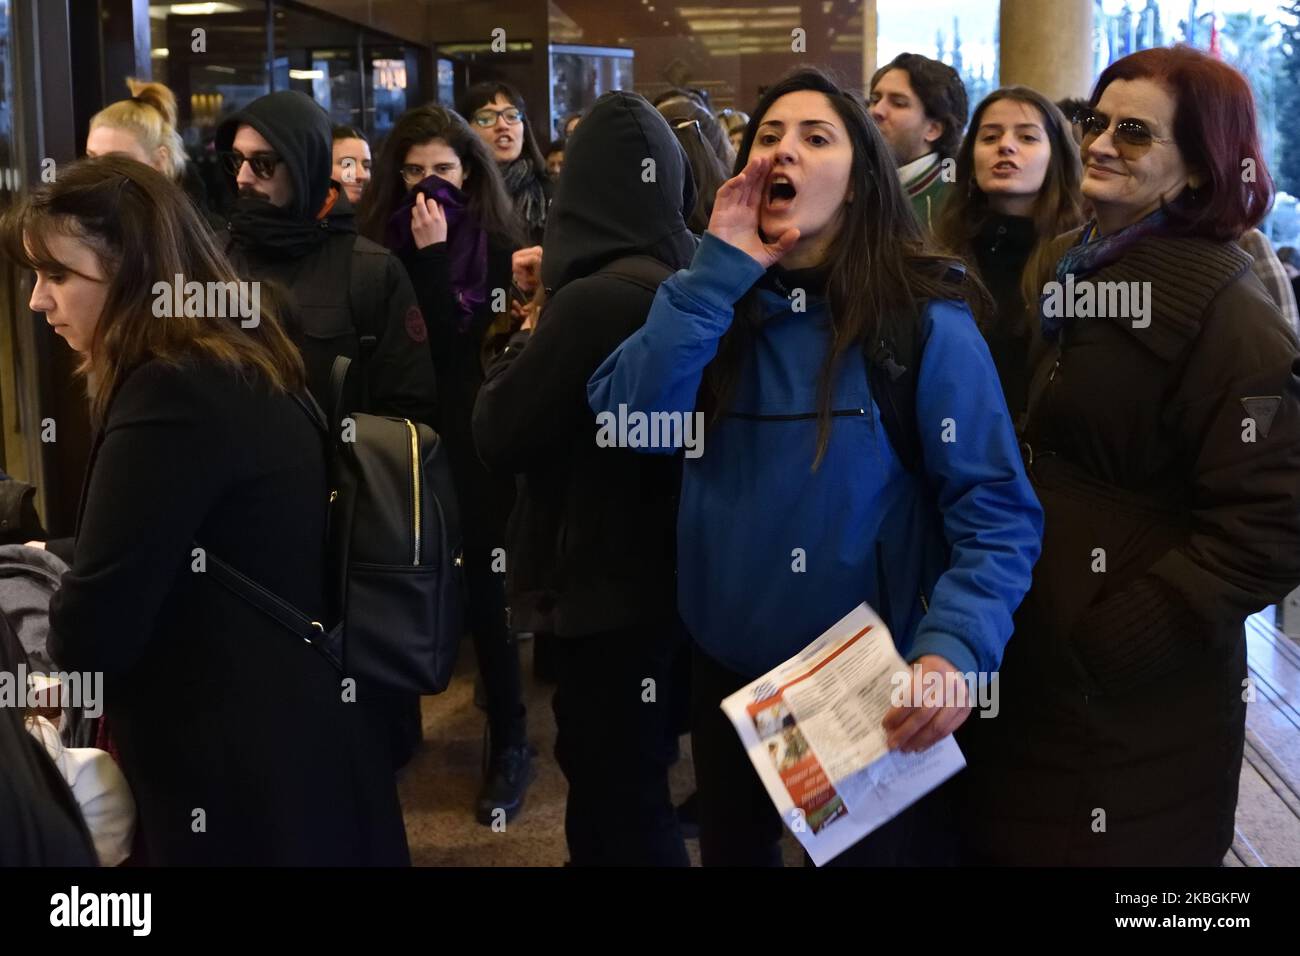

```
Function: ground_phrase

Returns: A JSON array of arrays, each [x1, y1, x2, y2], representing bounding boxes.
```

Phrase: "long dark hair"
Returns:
[[356, 104, 522, 247], [457, 81, 548, 174], [1, 156, 305, 424], [705, 67, 987, 470], [933, 86, 1083, 333]]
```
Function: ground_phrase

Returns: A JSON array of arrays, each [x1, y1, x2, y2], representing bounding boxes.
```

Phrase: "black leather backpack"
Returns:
[[207, 355, 464, 695]]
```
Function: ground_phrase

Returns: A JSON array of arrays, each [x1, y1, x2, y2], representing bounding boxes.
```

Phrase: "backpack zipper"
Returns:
[[725, 408, 866, 422], [406, 421, 422, 565]]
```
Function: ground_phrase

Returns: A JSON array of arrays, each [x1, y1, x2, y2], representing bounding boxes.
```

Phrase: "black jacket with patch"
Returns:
[[216, 92, 437, 424]]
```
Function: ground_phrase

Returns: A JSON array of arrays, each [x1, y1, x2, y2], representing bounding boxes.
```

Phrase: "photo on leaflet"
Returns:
[[748, 696, 845, 834]]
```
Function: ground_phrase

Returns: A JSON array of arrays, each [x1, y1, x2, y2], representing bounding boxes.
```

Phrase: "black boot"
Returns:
[[476, 727, 536, 826]]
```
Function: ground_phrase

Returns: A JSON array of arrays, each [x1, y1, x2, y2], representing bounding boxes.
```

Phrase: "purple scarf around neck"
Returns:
[[1040, 207, 1170, 342], [386, 174, 487, 331]]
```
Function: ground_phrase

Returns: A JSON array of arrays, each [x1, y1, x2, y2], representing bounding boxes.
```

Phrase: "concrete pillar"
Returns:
[[999, 0, 1094, 101], [862, 0, 877, 90]]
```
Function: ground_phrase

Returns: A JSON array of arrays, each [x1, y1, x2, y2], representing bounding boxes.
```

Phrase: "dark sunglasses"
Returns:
[[1079, 110, 1173, 158], [220, 149, 283, 179]]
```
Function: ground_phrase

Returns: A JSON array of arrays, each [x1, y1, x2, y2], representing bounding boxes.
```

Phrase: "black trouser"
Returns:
[[551, 619, 689, 867], [464, 547, 526, 751], [691, 644, 958, 867]]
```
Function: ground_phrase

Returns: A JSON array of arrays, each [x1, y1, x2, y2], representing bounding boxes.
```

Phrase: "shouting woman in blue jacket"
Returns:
[[587, 68, 1043, 866]]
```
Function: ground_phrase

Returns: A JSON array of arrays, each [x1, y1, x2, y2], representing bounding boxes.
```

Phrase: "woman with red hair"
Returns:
[[959, 46, 1300, 865]]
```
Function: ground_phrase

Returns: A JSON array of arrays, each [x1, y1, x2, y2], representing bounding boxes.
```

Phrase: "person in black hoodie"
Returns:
[[215, 91, 438, 771], [932, 86, 1083, 421], [358, 105, 535, 825], [214, 91, 437, 432], [473, 91, 697, 866]]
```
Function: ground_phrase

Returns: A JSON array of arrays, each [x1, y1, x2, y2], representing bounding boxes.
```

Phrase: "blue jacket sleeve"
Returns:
[[906, 300, 1044, 676], [587, 232, 766, 428]]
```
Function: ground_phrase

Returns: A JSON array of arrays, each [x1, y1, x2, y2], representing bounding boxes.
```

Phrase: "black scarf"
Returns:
[[226, 195, 336, 260], [501, 157, 547, 237]]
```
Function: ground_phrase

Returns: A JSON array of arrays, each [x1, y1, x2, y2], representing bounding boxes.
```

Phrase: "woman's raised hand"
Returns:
[[706, 155, 799, 269], [411, 192, 448, 249]]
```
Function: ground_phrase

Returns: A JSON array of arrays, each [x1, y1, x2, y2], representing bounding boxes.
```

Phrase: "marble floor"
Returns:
[[398, 617, 1300, 867], [1228, 610, 1300, 865]]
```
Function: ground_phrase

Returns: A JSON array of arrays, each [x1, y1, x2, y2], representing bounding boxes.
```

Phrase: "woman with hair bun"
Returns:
[[86, 79, 187, 181]]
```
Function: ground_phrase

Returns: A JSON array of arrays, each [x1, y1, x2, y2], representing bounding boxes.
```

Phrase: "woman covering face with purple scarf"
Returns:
[[386, 173, 488, 331], [355, 105, 536, 825]]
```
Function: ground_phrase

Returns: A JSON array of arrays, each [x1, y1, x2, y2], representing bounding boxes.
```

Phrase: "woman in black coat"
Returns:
[[358, 106, 533, 825], [8, 156, 409, 866], [958, 48, 1300, 865]]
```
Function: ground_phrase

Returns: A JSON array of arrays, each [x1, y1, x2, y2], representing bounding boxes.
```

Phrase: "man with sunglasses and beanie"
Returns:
[[869, 52, 968, 232], [215, 90, 438, 773]]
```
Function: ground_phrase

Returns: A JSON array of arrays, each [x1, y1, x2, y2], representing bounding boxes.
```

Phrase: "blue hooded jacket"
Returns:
[[588, 232, 1043, 677]]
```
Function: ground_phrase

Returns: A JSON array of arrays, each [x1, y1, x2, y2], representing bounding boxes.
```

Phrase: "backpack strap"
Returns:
[[864, 263, 966, 475], [866, 315, 923, 474], [328, 355, 353, 432], [203, 548, 344, 673], [346, 237, 386, 411]]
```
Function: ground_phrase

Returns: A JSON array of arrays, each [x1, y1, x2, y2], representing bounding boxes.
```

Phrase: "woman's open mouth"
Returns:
[[766, 174, 797, 210]]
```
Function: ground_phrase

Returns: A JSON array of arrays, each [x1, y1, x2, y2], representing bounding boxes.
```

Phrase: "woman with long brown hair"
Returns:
[[359, 105, 535, 826], [588, 67, 1044, 866], [4, 156, 408, 865], [934, 87, 1083, 420]]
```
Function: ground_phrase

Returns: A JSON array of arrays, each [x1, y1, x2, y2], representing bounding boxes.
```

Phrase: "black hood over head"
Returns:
[[215, 90, 332, 221], [542, 91, 697, 294]]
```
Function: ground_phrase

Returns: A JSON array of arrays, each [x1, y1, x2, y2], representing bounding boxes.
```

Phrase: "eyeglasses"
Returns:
[[471, 107, 524, 128], [220, 150, 282, 179], [1079, 110, 1174, 159], [400, 163, 459, 185]]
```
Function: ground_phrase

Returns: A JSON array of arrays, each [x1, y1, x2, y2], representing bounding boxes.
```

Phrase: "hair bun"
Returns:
[[124, 78, 178, 129]]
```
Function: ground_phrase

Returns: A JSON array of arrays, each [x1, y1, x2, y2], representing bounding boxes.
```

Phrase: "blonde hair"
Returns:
[[89, 79, 187, 181]]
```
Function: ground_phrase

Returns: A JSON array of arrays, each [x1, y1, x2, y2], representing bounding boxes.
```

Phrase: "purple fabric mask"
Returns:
[[386, 174, 487, 330]]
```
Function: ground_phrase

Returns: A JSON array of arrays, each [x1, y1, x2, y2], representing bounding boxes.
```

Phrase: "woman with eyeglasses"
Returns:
[[958, 46, 1300, 866], [933, 87, 1084, 421], [457, 82, 551, 245], [357, 106, 536, 826]]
